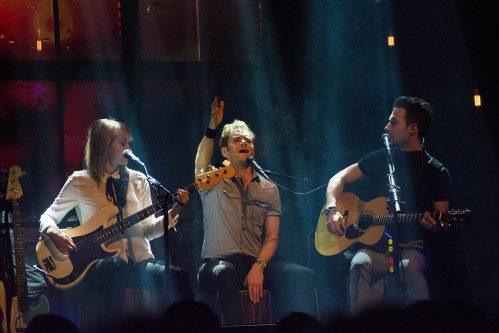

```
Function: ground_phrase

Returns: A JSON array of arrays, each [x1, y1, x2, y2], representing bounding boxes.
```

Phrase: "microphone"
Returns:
[[247, 157, 271, 181], [123, 149, 145, 166], [381, 133, 392, 156]]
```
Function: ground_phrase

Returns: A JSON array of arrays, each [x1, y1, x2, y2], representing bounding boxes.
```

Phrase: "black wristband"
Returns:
[[205, 127, 218, 139]]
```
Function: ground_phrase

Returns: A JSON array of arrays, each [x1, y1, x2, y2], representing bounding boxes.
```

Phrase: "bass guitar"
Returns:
[[6, 165, 50, 332], [36, 163, 235, 289], [315, 192, 471, 256]]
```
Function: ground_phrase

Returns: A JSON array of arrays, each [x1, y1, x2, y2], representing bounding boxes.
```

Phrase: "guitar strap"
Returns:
[[418, 149, 444, 182], [422, 147, 444, 171], [117, 165, 129, 209], [427, 156, 443, 171]]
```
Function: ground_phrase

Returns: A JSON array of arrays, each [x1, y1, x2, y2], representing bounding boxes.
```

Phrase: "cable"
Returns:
[[268, 179, 328, 195]]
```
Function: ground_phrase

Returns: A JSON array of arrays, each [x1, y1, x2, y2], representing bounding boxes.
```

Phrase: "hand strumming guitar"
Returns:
[[326, 210, 346, 236], [46, 226, 76, 254]]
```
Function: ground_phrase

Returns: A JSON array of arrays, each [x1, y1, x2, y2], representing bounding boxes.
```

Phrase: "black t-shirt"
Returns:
[[358, 148, 452, 244]]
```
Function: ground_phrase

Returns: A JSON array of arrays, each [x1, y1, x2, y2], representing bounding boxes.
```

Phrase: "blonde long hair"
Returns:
[[83, 118, 130, 184]]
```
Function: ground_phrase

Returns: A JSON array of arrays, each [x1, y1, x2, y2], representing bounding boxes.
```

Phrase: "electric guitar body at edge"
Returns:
[[4, 165, 50, 332]]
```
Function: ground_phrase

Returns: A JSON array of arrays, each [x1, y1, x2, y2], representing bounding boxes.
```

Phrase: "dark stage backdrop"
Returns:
[[1, 0, 498, 319]]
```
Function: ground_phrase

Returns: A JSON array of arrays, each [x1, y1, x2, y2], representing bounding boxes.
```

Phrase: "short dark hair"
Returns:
[[393, 96, 433, 141]]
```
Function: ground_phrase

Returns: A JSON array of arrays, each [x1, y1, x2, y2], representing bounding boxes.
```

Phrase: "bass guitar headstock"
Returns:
[[196, 160, 235, 190], [6, 165, 23, 201]]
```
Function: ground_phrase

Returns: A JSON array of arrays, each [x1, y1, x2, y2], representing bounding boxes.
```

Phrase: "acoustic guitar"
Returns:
[[315, 192, 471, 256]]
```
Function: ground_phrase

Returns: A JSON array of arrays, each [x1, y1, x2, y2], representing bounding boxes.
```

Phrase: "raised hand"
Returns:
[[209, 96, 224, 129]]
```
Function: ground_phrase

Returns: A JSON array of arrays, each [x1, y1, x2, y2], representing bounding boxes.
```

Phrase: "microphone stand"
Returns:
[[382, 144, 406, 305], [132, 161, 179, 306]]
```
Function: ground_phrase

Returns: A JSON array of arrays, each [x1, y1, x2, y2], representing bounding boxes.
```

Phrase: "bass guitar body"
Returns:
[[36, 205, 121, 289]]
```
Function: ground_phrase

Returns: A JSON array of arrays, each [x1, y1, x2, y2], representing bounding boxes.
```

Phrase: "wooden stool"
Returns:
[[221, 290, 272, 325]]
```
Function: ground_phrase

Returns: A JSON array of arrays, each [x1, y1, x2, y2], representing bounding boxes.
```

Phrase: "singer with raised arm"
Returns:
[[38, 119, 193, 331], [324, 96, 452, 314], [195, 97, 318, 324]]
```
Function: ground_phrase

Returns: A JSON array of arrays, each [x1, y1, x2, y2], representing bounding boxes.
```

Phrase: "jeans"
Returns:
[[198, 254, 318, 324], [349, 248, 428, 314], [78, 257, 192, 332]]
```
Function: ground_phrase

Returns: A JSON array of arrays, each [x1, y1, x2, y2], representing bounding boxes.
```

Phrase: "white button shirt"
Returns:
[[39, 168, 177, 263]]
